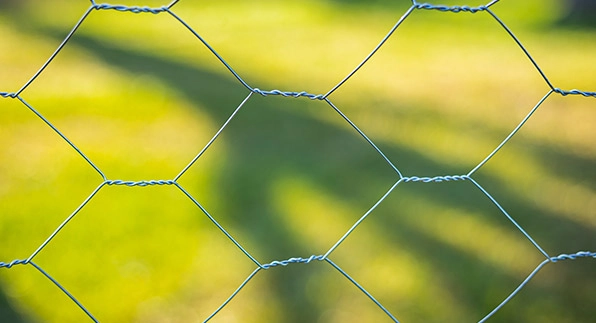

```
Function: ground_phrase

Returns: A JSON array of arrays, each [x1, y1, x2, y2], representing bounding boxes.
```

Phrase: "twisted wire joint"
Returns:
[[105, 179, 176, 186], [403, 175, 469, 183], [553, 88, 596, 98], [414, 3, 487, 13], [550, 251, 596, 262], [93, 3, 168, 14], [253, 88, 325, 100], [262, 255, 325, 269], [0, 259, 28, 269]]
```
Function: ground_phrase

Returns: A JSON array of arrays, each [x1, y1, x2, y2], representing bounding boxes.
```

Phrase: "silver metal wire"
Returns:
[[1, 1, 595, 322]]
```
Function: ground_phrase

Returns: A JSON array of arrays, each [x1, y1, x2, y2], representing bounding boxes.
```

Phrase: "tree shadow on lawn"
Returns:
[[65, 33, 595, 322], [3, 14, 594, 320], [0, 284, 27, 323]]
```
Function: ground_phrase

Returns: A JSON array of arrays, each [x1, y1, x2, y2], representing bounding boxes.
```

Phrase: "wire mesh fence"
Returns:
[[1, 0, 595, 322]]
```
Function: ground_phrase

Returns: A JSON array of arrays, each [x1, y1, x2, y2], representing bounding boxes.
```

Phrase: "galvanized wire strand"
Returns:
[[174, 183, 262, 268], [0, 259, 28, 269], [485, 8, 556, 91], [323, 5, 416, 99], [413, 2, 488, 13], [211, 256, 399, 322], [402, 174, 469, 183], [412, 0, 499, 6], [253, 89, 325, 100], [26, 182, 106, 263], [166, 9, 254, 93], [29, 261, 99, 323], [261, 255, 325, 269], [204, 267, 262, 322], [92, 3, 167, 14], [325, 98, 403, 178], [553, 88, 596, 98], [466, 177, 550, 259], [167, 0, 180, 9], [105, 179, 176, 186], [468, 90, 553, 176], [550, 250, 596, 262], [88, 1, 177, 11], [486, 0, 500, 7], [478, 257, 549, 323], [175, 92, 253, 182], [17, 96, 106, 180], [2, 1, 596, 322], [326, 258, 400, 322], [478, 250, 596, 323], [324, 178, 404, 259], [15, 6, 94, 97]]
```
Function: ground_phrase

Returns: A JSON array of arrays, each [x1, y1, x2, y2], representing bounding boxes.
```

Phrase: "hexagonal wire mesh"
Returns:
[[1, 0, 595, 322]]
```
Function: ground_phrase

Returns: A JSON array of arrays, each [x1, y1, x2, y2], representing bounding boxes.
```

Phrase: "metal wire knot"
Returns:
[[551, 251, 596, 262], [92, 4, 168, 14], [105, 179, 177, 186], [262, 255, 325, 269], [414, 3, 488, 13], [253, 88, 325, 100], [0, 259, 28, 269], [403, 175, 469, 183]]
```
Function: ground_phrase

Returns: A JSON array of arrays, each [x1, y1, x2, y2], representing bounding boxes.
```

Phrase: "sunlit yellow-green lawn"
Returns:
[[1, 0, 595, 322]]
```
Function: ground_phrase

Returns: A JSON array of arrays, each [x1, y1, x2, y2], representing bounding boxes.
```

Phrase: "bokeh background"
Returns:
[[1, 0, 595, 322]]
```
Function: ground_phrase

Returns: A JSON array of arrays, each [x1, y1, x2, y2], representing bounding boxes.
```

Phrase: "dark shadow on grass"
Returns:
[[7, 13, 593, 321], [0, 281, 27, 323], [64, 33, 595, 322]]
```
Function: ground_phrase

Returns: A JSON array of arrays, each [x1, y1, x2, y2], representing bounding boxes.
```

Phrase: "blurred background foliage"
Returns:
[[0, 0, 595, 322]]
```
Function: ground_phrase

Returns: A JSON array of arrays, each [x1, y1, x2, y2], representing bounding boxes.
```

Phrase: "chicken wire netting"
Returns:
[[1, 0, 595, 322]]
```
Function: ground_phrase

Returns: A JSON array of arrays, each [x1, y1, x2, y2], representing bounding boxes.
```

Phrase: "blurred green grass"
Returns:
[[1, 0, 595, 322]]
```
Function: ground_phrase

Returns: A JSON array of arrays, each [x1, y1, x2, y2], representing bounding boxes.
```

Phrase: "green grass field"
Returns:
[[1, 0, 595, 322]]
